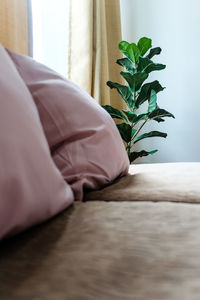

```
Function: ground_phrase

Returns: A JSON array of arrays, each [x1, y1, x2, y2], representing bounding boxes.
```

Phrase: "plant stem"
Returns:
[[126, 141, 131, 156], [133, 119, 148, 140], [130, 119, 148, 152], [132, 91, 136, 112], [127, 88, 137, 154]]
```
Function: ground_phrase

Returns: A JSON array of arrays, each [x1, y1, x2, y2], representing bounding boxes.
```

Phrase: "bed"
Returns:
[[1, 162, 200, 300]]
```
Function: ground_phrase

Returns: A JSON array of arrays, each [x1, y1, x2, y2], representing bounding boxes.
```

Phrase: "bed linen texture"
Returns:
[[0, 45, 74, 239], [1, 200, 200, 300], [6, 48, 129, 201]]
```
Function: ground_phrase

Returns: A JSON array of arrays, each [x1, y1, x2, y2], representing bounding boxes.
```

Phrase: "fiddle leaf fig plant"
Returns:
[[102, 37, 175, 163]]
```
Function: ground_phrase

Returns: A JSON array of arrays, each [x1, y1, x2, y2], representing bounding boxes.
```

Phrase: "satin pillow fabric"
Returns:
[[0, 46, 74, 239], [7, 49, 129, 200]]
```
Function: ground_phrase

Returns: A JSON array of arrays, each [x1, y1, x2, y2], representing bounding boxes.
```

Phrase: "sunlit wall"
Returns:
[[31, 0, 68, 77], [120, 0, 200, 163]]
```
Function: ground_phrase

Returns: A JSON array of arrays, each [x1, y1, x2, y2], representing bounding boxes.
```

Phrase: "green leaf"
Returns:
[[129, 149, 158, 163], [149, 108, 175, 119], [133, 131, 167, 144], [148, 90, 157, 113], [106, 81, 134, 108], [122, 110, 147, 124], [118, 41, 129, 52], [127, 43, 140, 64], [133, 72, 149, 91], [137, 37, 152, 56], [138, 56, 166, 74], [131, 128, 137, 138], [120, 71, 148, 91], [120, 71, 135, 90], [135, 80, 165, 108], [146, 62, 166, 73], [117, 123, 132, 143], [102, 105, 128, 122], [147, 47, 162, 59], [153, 117, 165, 123], [119, 41, 140, 64], [116, 58, 136, 75]]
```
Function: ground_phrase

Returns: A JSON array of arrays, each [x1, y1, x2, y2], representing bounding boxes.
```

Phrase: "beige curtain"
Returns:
[[68, 0, 124, 110], [0, 0, 28, 55]]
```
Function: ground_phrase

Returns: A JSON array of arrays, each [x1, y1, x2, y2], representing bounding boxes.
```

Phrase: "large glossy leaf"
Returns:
[[107, 81, 134, 108], [147, 47, 162, 59], [129, 149, 158, 163], [148, 90, 157, 113], [122, 110, 147, 124], [127, 43, 141, 64], [135, 80, 165, 108], [131, 128, 137, 138], [116, 58, 136, 75], [138, 56, 166, 74], [133, 131, 167, 144], [116, 123, 132, 143], [137, 37, 152, 56], [118, 41, 129, 52], [119, 41, 140, 64], [120, 71, 134, 90], [102, 105, 128, 122], [119, 71, 148, 93], [153, 117, 165, 123], [149, 108, 175, 119], [133, 72, 149, 91], [120, 71, 148, 91]]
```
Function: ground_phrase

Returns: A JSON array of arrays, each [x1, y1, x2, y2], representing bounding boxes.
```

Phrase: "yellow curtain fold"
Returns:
[[0, 0, 28, 55], [68, 0, 124, 110]]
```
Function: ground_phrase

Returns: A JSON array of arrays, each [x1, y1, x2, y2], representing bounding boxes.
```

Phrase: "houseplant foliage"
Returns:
[[102, 37, 175, 163]]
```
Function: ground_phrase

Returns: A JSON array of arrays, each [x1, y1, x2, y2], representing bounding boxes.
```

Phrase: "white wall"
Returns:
[[120, 0, 200, 163]]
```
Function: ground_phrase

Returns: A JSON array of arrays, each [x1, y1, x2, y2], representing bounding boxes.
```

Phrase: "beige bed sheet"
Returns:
[[85, 162, 200, 203], [1, 162, 200, 300]]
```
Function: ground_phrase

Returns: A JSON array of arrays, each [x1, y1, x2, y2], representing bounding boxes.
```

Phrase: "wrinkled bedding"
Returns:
[[1, 163, 200, 300], [6, 48, 129, 201], [85, 162, 200, 203], [0, 45, 128, 239]]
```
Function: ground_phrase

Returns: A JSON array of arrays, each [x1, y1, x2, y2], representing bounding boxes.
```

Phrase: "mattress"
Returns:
[[1, 163, 200, 300]]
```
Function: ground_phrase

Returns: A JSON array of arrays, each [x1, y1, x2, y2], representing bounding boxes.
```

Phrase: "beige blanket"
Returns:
[[85, 162, 200, 203], [1, 163, 200, 300]]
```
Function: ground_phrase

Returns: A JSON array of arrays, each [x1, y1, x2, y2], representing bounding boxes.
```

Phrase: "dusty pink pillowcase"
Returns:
[[0, 46, 74, 239], [7, 49, 129, 200]]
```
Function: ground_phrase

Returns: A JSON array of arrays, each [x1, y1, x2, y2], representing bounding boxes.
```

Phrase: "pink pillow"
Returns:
[[7, 49, 129, 200], [0, 46, 74, 239]]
